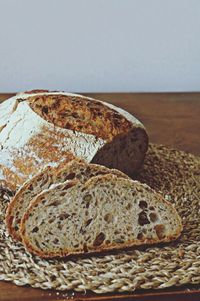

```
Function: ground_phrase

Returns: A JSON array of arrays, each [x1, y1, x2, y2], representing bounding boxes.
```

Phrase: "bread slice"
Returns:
[[20, 174, 182, 258], [6, 160, 129, 241]]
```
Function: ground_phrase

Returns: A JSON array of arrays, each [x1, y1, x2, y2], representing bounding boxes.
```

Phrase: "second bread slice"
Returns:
[[6, 160, 128, 241]]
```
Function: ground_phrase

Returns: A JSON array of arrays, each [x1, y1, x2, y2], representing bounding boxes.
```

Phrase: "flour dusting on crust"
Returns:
[[0, 95, 105, 187], [0, 91, 147, 188]]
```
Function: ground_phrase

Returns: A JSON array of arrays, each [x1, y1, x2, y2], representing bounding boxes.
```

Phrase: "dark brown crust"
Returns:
[[92, 127, 149, 176], [20, 174, 183, 258]]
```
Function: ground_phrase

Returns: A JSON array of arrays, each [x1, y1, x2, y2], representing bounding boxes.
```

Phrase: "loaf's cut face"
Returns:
[[20, 174, 182, 258], [0, 91, 148, 189], [6, 159, 129, 242]]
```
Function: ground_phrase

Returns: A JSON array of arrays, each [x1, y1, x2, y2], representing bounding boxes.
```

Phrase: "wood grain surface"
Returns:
[[0, 92, 200, 301]]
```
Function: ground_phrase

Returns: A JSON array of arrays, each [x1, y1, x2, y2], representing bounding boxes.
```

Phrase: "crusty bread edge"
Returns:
[[5, 166, 54, 241]]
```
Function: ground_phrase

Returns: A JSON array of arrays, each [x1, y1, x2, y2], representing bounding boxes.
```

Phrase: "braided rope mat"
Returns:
[[0, 144, 200, 294]]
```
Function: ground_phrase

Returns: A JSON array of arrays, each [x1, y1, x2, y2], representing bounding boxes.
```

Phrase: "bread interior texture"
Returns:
[[21, 175, 182, 257]]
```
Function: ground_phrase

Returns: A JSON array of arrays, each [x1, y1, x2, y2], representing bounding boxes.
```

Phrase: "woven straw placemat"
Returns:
[[0, 144, 199, 294]]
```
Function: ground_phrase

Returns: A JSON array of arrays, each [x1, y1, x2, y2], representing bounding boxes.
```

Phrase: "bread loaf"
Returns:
[[0, 90, 148, 190], [20, 174, 182, 258], [6, 159, 129, 241]]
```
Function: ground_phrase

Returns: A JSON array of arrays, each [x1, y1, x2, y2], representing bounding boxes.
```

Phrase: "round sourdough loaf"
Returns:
[[0, 90, 148, 190]]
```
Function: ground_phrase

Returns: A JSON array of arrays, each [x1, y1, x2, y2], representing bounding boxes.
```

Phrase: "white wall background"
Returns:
[[0, 0, 200, 92]]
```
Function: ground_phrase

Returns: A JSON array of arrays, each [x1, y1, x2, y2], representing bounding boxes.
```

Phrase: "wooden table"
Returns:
[[0, 92, 200, 301]]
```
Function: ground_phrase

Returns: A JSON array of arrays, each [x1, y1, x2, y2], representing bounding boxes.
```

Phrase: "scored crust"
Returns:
[[27, 94, 133, 141], [0, 91, 148, 190], [20, 174, 183, 258]]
